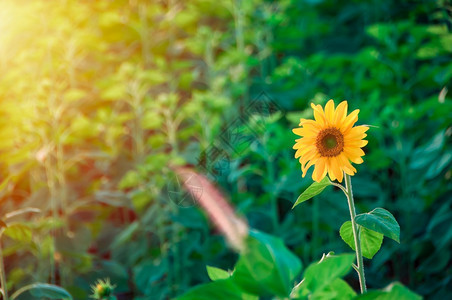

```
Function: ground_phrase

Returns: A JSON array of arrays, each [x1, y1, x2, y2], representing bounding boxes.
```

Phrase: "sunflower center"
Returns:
[[324, 135, 337, 149], [316, 128, 344, 157]]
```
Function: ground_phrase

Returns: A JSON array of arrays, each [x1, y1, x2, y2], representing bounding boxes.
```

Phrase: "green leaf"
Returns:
[[354, 282, 422, 300], [293, 253, 355, 297], [134, 259, 168, 293], [292, 177, 331, 208], [10, 283, 73, 300], [426, 152, 452, 179], [340, 221, 383, 259], [311, 278, 356, 300], [111, 221, 139, 248], [409, 131, 444, 170], [232, 230, 302, 297], [3, 224, 32, 243], [206, 266, 230, 281], [177, 279, 256, 300], [355, 208, 400, 243]]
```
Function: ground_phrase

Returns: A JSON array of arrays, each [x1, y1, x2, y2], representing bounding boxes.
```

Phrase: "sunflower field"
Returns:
[[0, 0, 451, 299]]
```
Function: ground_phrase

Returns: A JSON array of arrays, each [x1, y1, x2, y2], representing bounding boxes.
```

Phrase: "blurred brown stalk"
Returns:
[[174, 167, 248, 251]]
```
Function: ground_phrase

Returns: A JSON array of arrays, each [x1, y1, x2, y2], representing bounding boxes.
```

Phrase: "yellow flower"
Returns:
[[292, 100, 368, 183]]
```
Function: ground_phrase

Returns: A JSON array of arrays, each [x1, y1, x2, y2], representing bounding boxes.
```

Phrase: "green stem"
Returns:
[[344, 173, 367, 293], [0, 237, 9, 300], [266, 157, 278, 232]]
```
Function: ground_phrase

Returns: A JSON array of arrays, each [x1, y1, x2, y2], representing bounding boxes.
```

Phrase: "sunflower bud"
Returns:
[[90, 278, 117, 300]]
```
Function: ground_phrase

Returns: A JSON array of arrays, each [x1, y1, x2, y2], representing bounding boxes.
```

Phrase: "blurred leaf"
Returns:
[[11, 283, 72, 300], [100, 84, 126, 100], [232, 230, 302, 297], [63, 89, 86, 102], [118, 171, 141, 189], [134, 259, 168, 294], [3, 224, 32, 243], [426, 152, 452, 179], [206, 266, 230, 281], [409, 131, 445, 170], [111, 221, 139, 248]]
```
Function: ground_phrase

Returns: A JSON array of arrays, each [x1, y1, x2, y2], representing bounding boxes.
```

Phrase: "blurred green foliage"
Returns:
[[0, 0, 450, 299]]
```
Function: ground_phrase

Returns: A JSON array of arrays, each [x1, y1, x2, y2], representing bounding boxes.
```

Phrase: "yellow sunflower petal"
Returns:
[[294, 147, 303, 158], [311, 103, 327, 126], [299, 138, 317, 147], [340, 109, 360, 133], [326, 158, 336, 181], [299, 118, 322, 128], [302, 158, 317, 177], [346, 125, 369, 139], [331, 157, 344, 182], [352, 157, 364, 164], [300, 148, 318, 162], [344, 147, 365, 157], [344, 147, 364, 164], [337, 153, 357, 175], [325, 100, 335, 124], [333, 101, 348, 126], [295, 145, 316, 158], [312, 158, 327, 182], [293, 127, 318, 137], [345, 140, 368, 147], [331, 156, 344, 182]]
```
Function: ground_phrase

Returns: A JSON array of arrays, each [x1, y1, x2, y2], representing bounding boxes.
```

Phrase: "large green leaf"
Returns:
[[355, 282, 422, 300], [292, 177, 331, 208], [232, 230, 302, 297], [311, 278, 356, 300], [177, 279, 257, 300], [11, 283, 72, 300], [355, 208, 400, 243], [292, 253, 355, 298], [340, 221, 383, 259]]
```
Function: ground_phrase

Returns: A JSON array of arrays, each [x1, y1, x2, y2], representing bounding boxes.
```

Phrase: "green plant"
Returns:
[[176, 172, 419, 299], [0, 209, 72, 300]]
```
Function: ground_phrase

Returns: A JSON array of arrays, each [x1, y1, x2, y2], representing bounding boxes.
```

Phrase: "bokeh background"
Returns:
[[0, 0, 451, 299]]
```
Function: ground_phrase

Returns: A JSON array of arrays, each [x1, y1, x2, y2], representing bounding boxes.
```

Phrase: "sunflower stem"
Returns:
[[344, 173, 367, 293], [330, 181, 348, 195]]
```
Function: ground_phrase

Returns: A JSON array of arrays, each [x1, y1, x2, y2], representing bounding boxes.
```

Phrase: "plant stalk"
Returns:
[[344, 173, 367, 293], [0, 237, 9, 300]]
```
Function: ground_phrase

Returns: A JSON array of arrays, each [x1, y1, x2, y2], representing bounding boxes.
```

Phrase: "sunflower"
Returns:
[[292, 100, 368, 183]]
